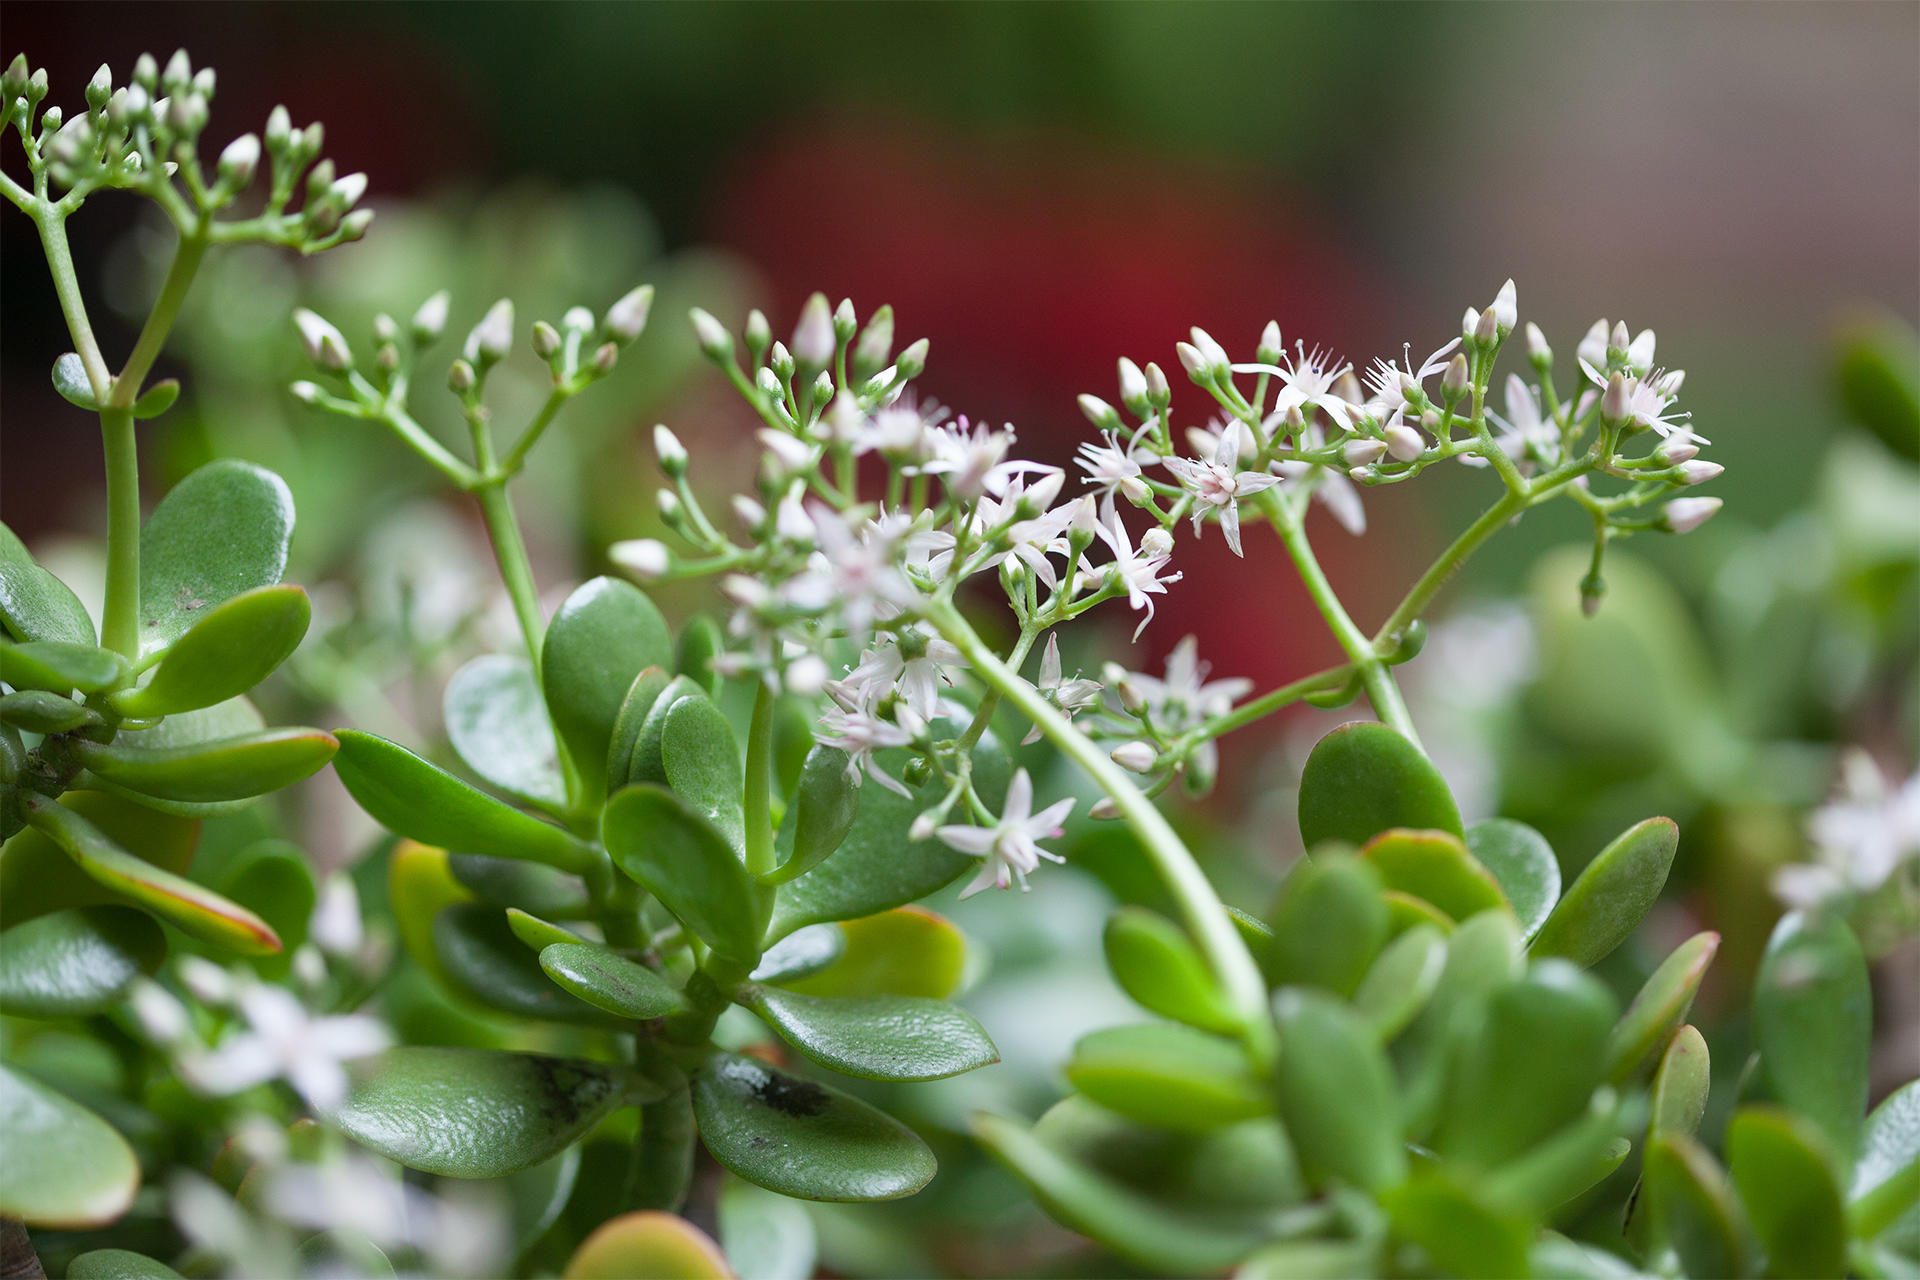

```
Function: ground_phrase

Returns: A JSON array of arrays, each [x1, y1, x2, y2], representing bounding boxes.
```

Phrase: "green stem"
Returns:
[[97, 407, 141, 656], [473, 483, 546, 666], [743, 681, 776, 878], [1172, 661, 1355, 755], [34, 207, 110, 395], [499, 386, 571, 477], [111, 228, 208, 408], [928, 600, 1277, 1071], [957, 626, 1038, 753]]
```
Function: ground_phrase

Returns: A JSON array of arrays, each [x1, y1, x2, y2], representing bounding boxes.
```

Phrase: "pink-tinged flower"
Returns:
[[1578, 360, 1703, 442], [1233, 343, 1357, 432], [1095, 511, 1180, 639], [935, 768, 1074, 897], [1273, 424, 1367, 535], [1024, 633, 1103, 743], [1161, 427, 1281, 556], [176, 983, 390, 1111], [781, 504, 921, 638], [1465, 374, 1561, 473], [1363, 337, 1461, 416], [1111, 635, 1250, 785], [815, 695, 922, 796], [837, 624, 967, 721], [1076, 430, 1152, 519], [916, 416, 1052, 500]]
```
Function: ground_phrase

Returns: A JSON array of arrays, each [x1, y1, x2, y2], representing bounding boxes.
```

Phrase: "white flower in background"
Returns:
[[1775, 751, 1920, 908], [835, 624, 967, 721], [917, 416, 1049, 500], [936, 767, 1074, 897], [309, 874, 364, 960], [780, 504, 921, 639], [1233, 343, 1357, 432], [1162, 426, 1281, 556], [1076, 429, 1151, 518], [855, 398, 945, 461], [1025, 634, 1104, 743], [1115, 636, 1251, 784], [1363, 337, 1461, 416], [1274, 424, 1367, 535], [176, 981, 390, 1111], [815, 695, 921, 796], [1463, 373, 1561, 472], [1094, 511, 1180, 639]]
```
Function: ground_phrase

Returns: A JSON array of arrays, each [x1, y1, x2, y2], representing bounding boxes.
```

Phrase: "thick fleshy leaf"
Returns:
[[0, 521, 96, 645], [1651, 1025, 1713, 1140], [769, 737, 1010, 937], [719, 1178, 817, 1280], [448, 853, 590, 917], [1465, 818, 1560, 940], [131, 378, 180, 419], [540, 942, 689, 1019], [52, 351, 98, 408], [332, 731, 592, 873], [1102, 906, 1236, 1033], [1381, 1172, 1531, 1280], [1263, 851, 1388, 996], [1754, 911, 1870, 1165], [1383, 889, 1455, 937], [691, 1051, 935, 1201], [112, 586, 309, 717], [564, 1211, 731, 1280], [767, 746, 858, 884], [1351, 923, 1447, 1043], [1605, 932, 1719, 1084], [1644, 1133, 1752, 1280], [1032, 1097, 1303, 1213], [324, 1046, 650, 1178], [72, 728, 337, 804], [1273, 988, 1406, 1191], [1297, 720, 1462, 848], [68, 1249, 186, 1279], [444, 654, 566, 811], [1729, 1107, 1846, 1279], [22, 795, 279, 954], [0, 907, 164, 1016], [606, 666, 670, 791], [0, 792, 198, 928], [973, 1111, 1270, 1275], [1530, 1233, 1646, 1279], [750, 923, 845, 985], [604, 785, 764, 963], [434, 905, 623, 1026], [0, 640, 124, 694], [0, 1062, 139, 1227], [1238, 1238, 1386, 1280], [214, 839, 315, 978], [1483, 1092, 1627, 1217], [1396, 912, 1527, 1141], [505, 907, 583, 952], [623, 674, 704, 789], [739, 985, 997, 1081], [1066, 1023, 1269, 1133], [1530, 817, 1678, 967], [387, 841, 473, 984], [0, 689, 101, 733], [661, 693, 745, 853], [1360, 828, 1508, 923], [138, 460, 294, 653], [1852, 1081, 1920, 1240], [781, 907, 964, 999], [541, 577, 673, 807], [676, 614, 726, 695]]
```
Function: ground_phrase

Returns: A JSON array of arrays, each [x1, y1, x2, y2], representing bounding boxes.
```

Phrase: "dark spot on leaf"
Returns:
[[753, 1070, 829, 1117]]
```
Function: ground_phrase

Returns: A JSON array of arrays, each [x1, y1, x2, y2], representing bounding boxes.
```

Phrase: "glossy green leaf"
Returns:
[[1383, 889, 1454, 937], [505, 907, 582, 951], [68, 1249, 187, 1279], [1103, 906, 1237, 1033], [444, 654, 566, 811], [739, 984, 997, 1081], [771, 699, 814, 801], [1360, 828, 1508, 922], [1466, 818, 1561, 940], [1297, 720, 1462, 848], [448, 852, 590, 917], [769, 737, 1010, 937], [215, 840, 315, 977], [604, 784, 764, 963], [0, 520, 95, 645], [138, 459, 294, 653], [1729, 1107, 1846, 1279], [719, 1178, 817, 1280], [1645, 1133, 1753, 1280], [1483, 1092, 1627, 1218], [1067, 1023, 1269, 1133], [750, 923, 845, 985], [0, 689, 101, 733], [1397, 911, 1527, 1139], [386, 840, 472, 984], [1836, 312, 1920, 462], [0, 907, 164, 1016], [565, 1211, 731, 1280], [1651, 1024, 1713, 1141], [0, 792, 198, 929], [1273, 988, 1406, 1191], [1263, 851, 1388, 996], [1530, 1233, 1645, 1279], [691, 1051, 935, 1201], [131, 378, 180, 419], [332, 730, 592, 873], [504, 1147, 581, 1254], [1351, 923, 1447, 1043], [623, 673, 703, 789], [768, 746, 859, 884], [0, 1062, 139, 1227], [1530, 817, 1678, 967], [22, 795, 279, 954], [676, 613, 726, 695], [324, 1046, 649, 1178], [434, 904, 622, 1026], [606, 665, 670, 791], [1382, 1171, 1531, 1280], [1606, 931, 1719, 1084], [113, 586, 310, 717], [53, 351, 98, 408], [0, 640, 123, 694], [541, 576, 673, 807], [1754, 911, 1870, 1165], [1851, 1081, 1920, 1239], [72, 728, 337, 804], [661, 692, 745, 853], [540, 942, 689, 1019], [976, 1110, 1270, 1274], [1034, 1096, 1303, 1214], [782, 907, 965, 999]]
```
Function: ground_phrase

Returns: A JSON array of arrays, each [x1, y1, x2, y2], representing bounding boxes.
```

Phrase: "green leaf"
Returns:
[[324, 1046, 650, 1178], [1032, 1096, 1304, 1214], [719, 1178, 817, 1280], [1359, 828, 1509, 923], [1465, 818, 1560, 940], [780, 907, 965, 999], [22, 795, 279, 954], [1835, 312, 1920, 462], [131, 379, 180, 419], [1482, 1092, 1628, 1218], [0, 521, 95, 645], [1381, 1171, 1531, 1280], [605, 665, 670, 792], [1852, 1081, 1920, 1240], [505, 907, 582, 952], [565, 1212, 731, 1280], [676, 613, 726, 695], [1272, 988, 1406, 1191], [434, 905, 624, 1027], [1103, 906, 1237, 1034], [112, 585, 310, 717], [444, 654, 566, 811], [1238, 1238, 1385, 1280], [72, 728, 337, 804], [542, 577, 673, 808], [660, 692, 745, 853], [1067, 1023, 1269, 1133], [1651, 1024, 1713, 1140], [138, 459, 294, 654], [1263, 851, 1389, 996], [622, 673, 702, 789], [448, 852, 590, 919], [972, 1110, 1271, 1275], [1351, 923, 1447, 1043], [68, 1249, 186, 1279], [332, 730, 592, 873], [0, 792, 198, 929], [1645, 1132, 1753, 1280], [1754, 911, 1870, 1164], [0, 907, 164, 1016], [750, 923, 846, 985], [1383, 889, 1455, 936], [767, 746, 858, 883], [603, 784, 764, 964], [1297, 721, 1463, 848], [52, 351, 98, 408], [1530, 817, 1678, 967], [0, 641, 124, 694], [1729, 1106, 1847, 1279], [540, 942, 689, 1019], [79, 698, 272, 817], [214, 839, 315, 979], [1396, 911, 1527, 1142], [1606, 931, 1719, 1084], [1530, 1233, 1645, 1279], [0, 689, 102, 733], [739, 985, 997, 1081], [0, 1062, 139, 1227], [691, 1051, 935, 1201]]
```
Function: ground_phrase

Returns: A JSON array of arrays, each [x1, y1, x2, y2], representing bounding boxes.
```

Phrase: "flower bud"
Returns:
[[332, 171, 368, 209], [411, 291, 450, 346], [1661, 496, 1722, 534], [1111, 740, 1158, 773], [743, 308, 771, 357], [1348, 466, 1374, 482], [1333, 370, 1364, 407], [731, 495, 767, 530], [833, 296, 857, 343], [755, 366, 784, 402], [792, 292, 835, 370], [376, 343, 399, 373], [1580, 570, 1606, 618], [657, 488, 684, 526], [604, 284, 653, 343], [1026, 470, 1065, 512], [1176, 341, 1210, 382], [853, 304, 893, 378], [1385, 422, 1424, 462], [1678, 460, 1723, 486], [1489, 278, 1517, 334], [1140, 527, 1174, 558], [1608, 321, 1630, 362], [1078, 393, 1123, 433], [1280, 405, 1307, 438], [265, 103, 290, 150], [1442, 354, 1470, 401], [768, 342, 794, 379], [610, 538, 671, 580], [292, 308, 351, 371], [1343, 437, 1388, 466], [908, 811, 938, 842], [372, 313, 400, 345], [1461, 306, 1481, 341], [1116, 357, 1149, 415], [1627, 328, 1656, 373], [1089, 797, 1121, 821], [758, 428, 816, 472], [1524, 321, 1551, 369], [2, 56, 28, 100], [1601, 372, 1630, 428], [1654, 437, 1699, 465], [1189, 327, 1230, 376], [190, 67, 215, 101], [653, 424, 688, 476], [690, 307, 733, 362], [1102, 662, 1145, 713], [289, 380, 323, 405], [896, 337, 929, 379], [447, 359, 476, 392], [465, 299, 514, 368], [1473, 305, 1499, 349], [812, 369, 834, 403], [1577, 319, 1608, 371], [785, 654, 829, 696], [162, 49, 191, 96], [1144, 361, 1170, 405], [531, 320, 560, 360], [1257, 320, 1283, 365], [86, 64, 112, 111], [591, 342, 617, 374]]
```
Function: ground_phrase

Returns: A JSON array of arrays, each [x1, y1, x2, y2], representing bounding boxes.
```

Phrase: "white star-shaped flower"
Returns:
[[935, 768, 1074, 897]]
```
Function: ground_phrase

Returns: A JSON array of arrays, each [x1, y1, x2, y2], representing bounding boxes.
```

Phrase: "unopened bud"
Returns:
[[1608, 321, 1631, 362], [376, 342, 399, 373], [1257, 320, 1283, 365], [265, 103, 290, 149], [1144, 361, 1170, 405], [690, 307, 733, 361], [731, 495, 767, 530], [1461, 306, 1481, 341], [86, 64, 112, 110], [1385, 423, 1424, 462], [531, 320, 560, 360], [133, 54, 159, 91], [1601, 372, 1630, 428], [289, 380, 323, 405], [1176, 342, 1210, 382], [755, 366, 784, 401], [1577, 319, 1608, 371], [1280, 405, 1307, 438], [1489, 278, 1517, 334], [653, 424, 688, 475], [896, 337, 929, 379], [372, 313, 400, 344], [1078, 393, 1123, 433], [1140, 527, 1174, 558], [1524, 321, 1551, 369], [908, 812, 938, 842], [604, 284, 653, 343], [1189, 327, 1230, 376], [162, 49, 191, 95], [1089, 797, 1121, 821], [465, 299, 515, 368], [1343, 437, 1388, 466], [784, 654, 829, 697], [1627, 328, 1656, 373], [190, 67, 215, 101], [411, 291, 450, 346], [1653, 437, 1699, 465], [833, 297, 857, 343], [609, 538, 671, 580], [1579, 570, 1606, 618], [292, 308, 351, 372], [1116, 357, 1149, 415], [1678, 460, 1723, 486], [792, 292, 835, 370], [2, 56, 28, 100], [811, 369, 834, 404], [657, 488, 684, 525], [1473, 306, 1499, 348], [447, 359, 476, 393], [1111, 741, 1158, 773], [853, 304, 893, 378], [758, 428, 815, 472], [1442, 354, 1470, 401], [741, 309, 771, 358], [1661, 496, 1721, 534]]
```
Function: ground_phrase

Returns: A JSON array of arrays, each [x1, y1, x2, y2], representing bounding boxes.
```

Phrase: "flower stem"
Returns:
[[97, 406, 142, 656], [474, 481, 546, 667], [111, 228, 208, 408]]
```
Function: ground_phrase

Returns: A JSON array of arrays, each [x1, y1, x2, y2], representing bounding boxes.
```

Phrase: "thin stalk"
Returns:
[[34, 208, 110, 395], [957, 626, 1038, 753], [473, 483, 546, 666], [743, 681, 776, 878], [111, 228, 208, 407], [97, 407, 142, 656], [499, 386, 571, 477], [1173, 661, 1355, 754]]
